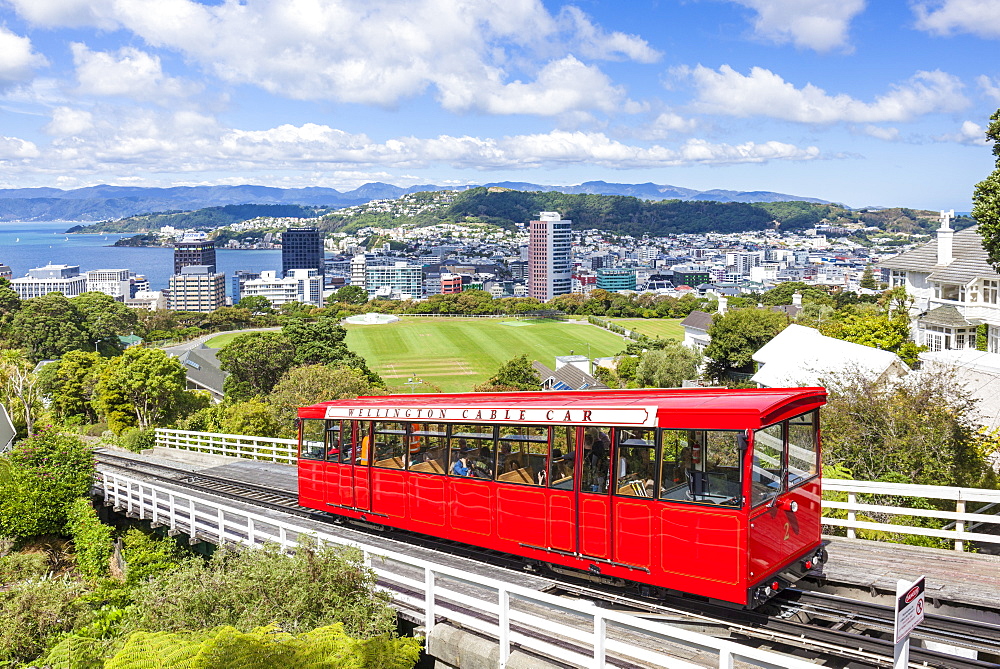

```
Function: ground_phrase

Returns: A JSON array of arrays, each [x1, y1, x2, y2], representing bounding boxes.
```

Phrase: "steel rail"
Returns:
[[94, 451, 1000, 669]]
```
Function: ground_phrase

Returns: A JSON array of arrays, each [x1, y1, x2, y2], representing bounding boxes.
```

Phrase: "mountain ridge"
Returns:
[[0, 181, 829, 222]]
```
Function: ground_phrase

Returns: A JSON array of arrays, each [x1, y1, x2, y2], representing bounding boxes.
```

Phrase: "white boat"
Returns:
[[14, 237, 18, 242]]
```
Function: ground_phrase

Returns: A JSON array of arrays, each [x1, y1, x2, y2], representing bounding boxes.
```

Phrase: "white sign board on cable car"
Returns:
[[0, 403, 15, 453]]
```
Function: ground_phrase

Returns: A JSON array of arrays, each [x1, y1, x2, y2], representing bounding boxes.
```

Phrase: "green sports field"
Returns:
[[608, 318, 684, 341], [343, 317, 628, 392]]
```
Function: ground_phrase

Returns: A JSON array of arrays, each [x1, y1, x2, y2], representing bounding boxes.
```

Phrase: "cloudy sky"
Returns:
[[0, 0, 998, 208]]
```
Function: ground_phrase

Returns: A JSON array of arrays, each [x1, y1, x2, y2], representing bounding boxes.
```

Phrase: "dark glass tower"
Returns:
[[173, 240, 217, 274], [282, 227, 324, 278]]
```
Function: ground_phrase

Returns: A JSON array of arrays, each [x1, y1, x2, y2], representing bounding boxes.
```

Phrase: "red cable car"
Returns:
[[297, 387, 827, 607]]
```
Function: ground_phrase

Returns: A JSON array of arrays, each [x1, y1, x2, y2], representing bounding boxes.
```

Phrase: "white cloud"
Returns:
[[6, 0, 653, 116], [557, 6, 661, 63], [936, 120, 989, 145], [0, 27, 48, 89], [0, 136, 40, 160], [978, 75, 1000, 102], [686, 65, 968, 123], [71, 44, 199, 102], [636, 112, 699, 140], [44, 107, 95, 136], [913, 1, 1000, 38], [861, 125, 900, 141], [727, 0, 866, 51], [13, 112, 821, 177], [438, 56, 638, 115]]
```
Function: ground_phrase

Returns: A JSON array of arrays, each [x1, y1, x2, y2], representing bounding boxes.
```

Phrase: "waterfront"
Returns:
[[0, 221, 281, 291]]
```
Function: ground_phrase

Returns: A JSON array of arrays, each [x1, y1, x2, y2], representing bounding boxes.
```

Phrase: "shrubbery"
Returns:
[[0, 427, 94, 537], [65, 498, 113, 578]]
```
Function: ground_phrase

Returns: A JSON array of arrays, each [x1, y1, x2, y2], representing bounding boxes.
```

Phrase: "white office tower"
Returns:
[[528, 211, 572, 302]]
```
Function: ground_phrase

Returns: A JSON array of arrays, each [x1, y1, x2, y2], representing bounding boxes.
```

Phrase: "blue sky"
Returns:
[[0, 0, 998, 209]]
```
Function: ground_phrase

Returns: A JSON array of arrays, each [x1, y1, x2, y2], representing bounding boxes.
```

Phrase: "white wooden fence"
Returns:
[[155, 428, 297, 465], [153, 429, 1000, 552], [99, 469, 822, 669]]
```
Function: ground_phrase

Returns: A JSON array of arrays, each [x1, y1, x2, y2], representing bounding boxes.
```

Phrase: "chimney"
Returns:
[[717, 296, 728, 315], [792, 291, 803, 307], [937, 209, 955, 265]]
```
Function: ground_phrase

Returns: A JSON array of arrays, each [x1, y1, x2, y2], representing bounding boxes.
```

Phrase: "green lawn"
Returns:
[[205, 331, 244, 349], [343, 317, 628, 392], [608, 318, 684, 341]]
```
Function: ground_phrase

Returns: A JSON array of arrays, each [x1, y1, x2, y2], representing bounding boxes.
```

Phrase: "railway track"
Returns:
[[94, 451, 1000, 669]]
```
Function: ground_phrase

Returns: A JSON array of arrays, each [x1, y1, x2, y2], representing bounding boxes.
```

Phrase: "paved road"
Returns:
[[162, 327, 281, 356]]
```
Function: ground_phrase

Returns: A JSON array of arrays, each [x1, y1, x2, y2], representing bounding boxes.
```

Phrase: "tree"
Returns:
[[218, 398, 283, 438], [268, 364, 388, 429], [44, 350, 104, 423], [236, 295, 274, 315], [282, 316, 381, 383], [0, 277, 21, 332], [9, 293, 89, 362], [859, 266, 878, 290], [972, 108, 1000, 272], [0, 427, 94, 537], [208, 306, 254, 331], [703, 308, 789, 382], [70, 291, 139, 352], [482, 354, 540, 391], [217, 331, 297, 401], [829, 313, 923, 366], [635, 342, 701, 388], [821, 367, 997, 488], [329, 285, 368, 305], [94, 347, 188, 430], [0, 350, 44, 436]]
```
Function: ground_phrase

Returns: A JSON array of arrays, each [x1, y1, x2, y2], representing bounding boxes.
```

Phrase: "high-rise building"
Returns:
[[240, 269, 323, 307], [86, 269, 131, 300], [173, 240, 217, 274], [528, 211, 572, 302], [282, 227, 324, 278], [365, 262, 423, 299], [10, 264, 88, 298], [167, 265, 226, 312], [596, 268, 636, 293]]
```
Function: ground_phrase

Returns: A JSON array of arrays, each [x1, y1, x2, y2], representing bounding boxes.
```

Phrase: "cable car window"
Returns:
[[407, 423, 448, 475], [752, 423, 785, 506], [497, 425, 547, 486], [449, 424, 495, 479], [300, 419, 325, 460], [659, 430, 742, 507], [787, 412, 818, 487], [548, 426, 576, 489], [615, 428, 657, 498], [326, 420, 347, 462], [582, 426, 611, 493], [373, 421, 407, 469]]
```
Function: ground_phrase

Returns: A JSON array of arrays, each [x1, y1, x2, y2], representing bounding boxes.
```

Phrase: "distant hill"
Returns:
[[0, 181, 828, 222]]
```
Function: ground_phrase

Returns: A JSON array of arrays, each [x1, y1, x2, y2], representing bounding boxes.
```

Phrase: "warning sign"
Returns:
[[894, 576, 925, 643]]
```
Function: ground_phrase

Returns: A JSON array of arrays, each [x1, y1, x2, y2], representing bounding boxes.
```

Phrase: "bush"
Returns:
[[117, 427, 156, 453], [128, 541, 396, 639], [0, 550, 50, 586], [0, 575, 88, 667], [65, 498, 113, 578], [0, 428, 94, 537]]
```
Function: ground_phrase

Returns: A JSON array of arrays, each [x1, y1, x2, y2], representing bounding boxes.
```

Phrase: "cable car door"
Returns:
[[578, 428, 612, 560], [322, 420, 352, 509], [352, 421, 372, 511]]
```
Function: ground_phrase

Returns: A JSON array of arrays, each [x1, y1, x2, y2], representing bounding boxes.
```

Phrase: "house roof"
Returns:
[[919, 305, 972, 328], [175, 343, 227, 398], [532, 361, 608, 391], [751, 324, 908, 388], [679, 310, 713, 332], [879, 225, 999, 284]]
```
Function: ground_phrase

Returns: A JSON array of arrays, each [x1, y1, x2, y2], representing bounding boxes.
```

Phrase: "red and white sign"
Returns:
[[323, 404, 657, 427], [894, 576, 925, 644]]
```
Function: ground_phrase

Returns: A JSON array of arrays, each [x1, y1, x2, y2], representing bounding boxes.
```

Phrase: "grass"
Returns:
[[342, 317, 628, 392], [205, 331, 244, 349], [607, 318, 684, 341]]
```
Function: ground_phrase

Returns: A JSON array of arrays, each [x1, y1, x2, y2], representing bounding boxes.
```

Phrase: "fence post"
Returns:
[[847, 492, 857, 539], [424, 567, 436, 632], [955, 499, 965, 552], [720, 647, 735, 669], [593, 613, 606, 669], [499, 589, 510, 669]]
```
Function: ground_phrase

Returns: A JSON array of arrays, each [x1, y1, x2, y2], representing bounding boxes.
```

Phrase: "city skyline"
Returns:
[[0, 1, 998, 210]]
